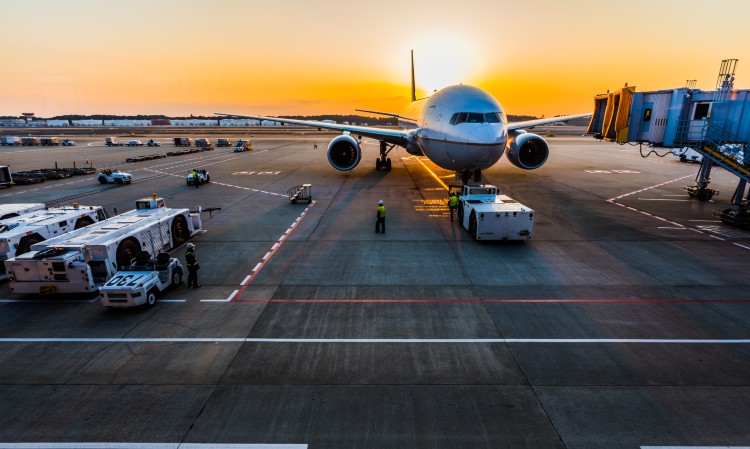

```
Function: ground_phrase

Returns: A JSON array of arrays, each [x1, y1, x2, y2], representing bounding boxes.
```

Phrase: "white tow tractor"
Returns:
[[0, 204, 107, 276], [454, 184, 534, 241], [99, 251, 183, 307], [5, 194, 202, 294], [98, 169, 132, 184]]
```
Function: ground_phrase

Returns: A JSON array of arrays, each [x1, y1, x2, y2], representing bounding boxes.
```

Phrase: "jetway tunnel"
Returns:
[[587, 60, 750, 229]]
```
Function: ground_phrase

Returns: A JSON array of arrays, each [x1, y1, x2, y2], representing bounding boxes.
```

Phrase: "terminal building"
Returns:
[[588, 59, 750, 229]]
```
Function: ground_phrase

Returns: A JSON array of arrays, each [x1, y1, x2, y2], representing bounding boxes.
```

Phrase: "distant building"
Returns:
[[170, 119, 219, 126], [220, 119, 260, 126], [71, 119, 104, 127], [103, 119, 151, 127], [46, 119, 70, 127]]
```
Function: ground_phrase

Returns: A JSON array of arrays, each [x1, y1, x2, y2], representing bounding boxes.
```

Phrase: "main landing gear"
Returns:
[[376, 141, 394, 171], [457, 169, 482, 185]]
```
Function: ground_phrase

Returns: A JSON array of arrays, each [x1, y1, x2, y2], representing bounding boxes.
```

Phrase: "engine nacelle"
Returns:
[[327, 135, 362, 171], [505, 131, 550, 170]]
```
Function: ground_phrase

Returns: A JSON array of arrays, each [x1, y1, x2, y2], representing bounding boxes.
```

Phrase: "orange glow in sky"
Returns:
[[2, 0, 749, 117]]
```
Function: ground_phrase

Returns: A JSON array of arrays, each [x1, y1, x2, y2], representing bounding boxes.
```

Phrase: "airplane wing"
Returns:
[[508, 113, 592, 131], [214, 112, 413, 146]]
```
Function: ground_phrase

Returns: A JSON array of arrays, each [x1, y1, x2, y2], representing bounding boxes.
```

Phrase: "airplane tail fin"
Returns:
[[410, 50, 416, 102]]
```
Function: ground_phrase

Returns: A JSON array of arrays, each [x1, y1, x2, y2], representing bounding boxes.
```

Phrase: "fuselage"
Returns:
[[398, 85, 509, 171]]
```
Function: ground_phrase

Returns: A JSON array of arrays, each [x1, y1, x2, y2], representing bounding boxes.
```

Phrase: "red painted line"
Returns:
[[231, 201, 315, 300], [231, 298, 750, 303]]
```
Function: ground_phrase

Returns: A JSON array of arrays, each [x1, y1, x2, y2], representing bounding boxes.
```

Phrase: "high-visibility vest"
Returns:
[[377, 205, 386, 218], [448, 196, 459, 207]]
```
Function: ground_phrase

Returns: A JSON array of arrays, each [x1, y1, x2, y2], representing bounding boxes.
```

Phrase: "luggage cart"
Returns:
[[287, 184, 312, 204]]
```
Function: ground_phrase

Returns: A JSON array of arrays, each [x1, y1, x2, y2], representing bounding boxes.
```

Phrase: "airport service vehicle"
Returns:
[[672, 147, 704, 163], [173, 137, 192, 147], [40, 137, 59, 146], [0, 137, 21, 146], [147, 139, 161, 147], [21, 137, 40, 146], [61, 140, 76, 146], [217, 51, 589, 184], [454, 184, 534, 241], [195, 138, 211, 147], [5, 195, 202, 294], [186, 169, 210, 186], [98, 169, 132, 184], [0, 204, 107, 272], [234, 139, 252, 152], [126, 139, 143, 146], [105, 137, 124, 146], [217, 138, 231, 147], [0, 203, 46, 220], [99, 251, 183, 307]]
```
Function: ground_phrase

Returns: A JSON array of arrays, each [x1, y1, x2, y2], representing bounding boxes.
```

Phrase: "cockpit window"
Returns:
[[450, 112, 505, 125]]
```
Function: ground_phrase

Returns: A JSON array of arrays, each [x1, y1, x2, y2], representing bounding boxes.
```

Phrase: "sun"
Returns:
[[411, 35, 484, 97]]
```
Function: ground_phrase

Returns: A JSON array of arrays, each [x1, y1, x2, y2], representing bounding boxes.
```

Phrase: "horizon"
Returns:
[[2, 0, 749, 117]]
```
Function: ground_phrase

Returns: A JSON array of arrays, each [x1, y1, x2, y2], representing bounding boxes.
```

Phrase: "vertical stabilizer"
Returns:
[[410, 50, 416, 102]]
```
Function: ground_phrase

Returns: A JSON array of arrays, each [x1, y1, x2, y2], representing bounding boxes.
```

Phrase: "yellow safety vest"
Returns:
[[448, 196, 459, 207], [378, 205, 386, 218]]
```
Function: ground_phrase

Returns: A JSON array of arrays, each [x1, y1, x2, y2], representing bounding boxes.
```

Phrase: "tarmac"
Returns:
[[0, 131, 749, 448]]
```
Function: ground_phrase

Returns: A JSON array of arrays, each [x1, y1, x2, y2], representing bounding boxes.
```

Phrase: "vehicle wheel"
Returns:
[[16, 234, 43, 256], [115, 178, 123, 184], [146, 289, 157, 306], [171, 215, 189, 247], [679, 155, 687, 162], [375, 159, 381, 170], [469, 211, 478, 240], [74, 216, 95, 229], [98, 176, 107, 184], [206, 175, 210, 183], [115, 237, 141, 269], [386, 158, 392, 171], [172, 268, 183, 286]]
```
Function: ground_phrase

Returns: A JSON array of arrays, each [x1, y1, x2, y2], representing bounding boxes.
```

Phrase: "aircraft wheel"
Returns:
[[386, 158, 392, 171], [375, 159, 381, 170]]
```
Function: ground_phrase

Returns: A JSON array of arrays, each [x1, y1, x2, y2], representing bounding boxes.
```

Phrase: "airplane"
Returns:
[[216, 51, 590, 183]]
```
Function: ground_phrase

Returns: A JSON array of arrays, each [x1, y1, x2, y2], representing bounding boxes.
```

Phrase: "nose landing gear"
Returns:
[[456, 169, 483, 185]]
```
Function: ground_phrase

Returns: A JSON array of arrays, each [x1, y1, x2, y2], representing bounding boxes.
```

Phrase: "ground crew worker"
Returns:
[[185, 242, 201, 288], [192, 169, 200, 188], [313, 141, 318, 149], [375, 200, 386, 234], [448, 192, 459, 221]]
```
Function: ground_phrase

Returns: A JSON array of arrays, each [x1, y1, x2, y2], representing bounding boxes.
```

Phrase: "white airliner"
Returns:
[[217, 51, 590, 183]]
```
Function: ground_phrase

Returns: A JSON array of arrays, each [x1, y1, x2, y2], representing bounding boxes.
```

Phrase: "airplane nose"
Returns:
[[469, 125, 501, 144]]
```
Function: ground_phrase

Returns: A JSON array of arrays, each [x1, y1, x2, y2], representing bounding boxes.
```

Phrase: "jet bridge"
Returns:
[[587, 59, 750, 229]]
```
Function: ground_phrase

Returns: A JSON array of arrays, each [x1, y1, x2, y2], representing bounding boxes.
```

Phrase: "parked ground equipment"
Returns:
[[453, 184, 534, 241], [98, 169, 132, 184], [186, 169, 210, 186], [99, 250, 183, 307]]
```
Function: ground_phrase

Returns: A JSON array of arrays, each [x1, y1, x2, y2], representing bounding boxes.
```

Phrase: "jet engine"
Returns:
[[327, 135, 362, 171], [505, 131, 549, 170]]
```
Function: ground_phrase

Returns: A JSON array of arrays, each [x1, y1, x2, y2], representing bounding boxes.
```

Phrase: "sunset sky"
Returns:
[[2, 0, 749, 118]]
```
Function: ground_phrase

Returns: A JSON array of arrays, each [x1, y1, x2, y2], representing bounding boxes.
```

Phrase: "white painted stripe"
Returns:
[[227, 290, 239, 301], [0, 338, 748, 344], [156, 299, 187, 303], [262, 252, 271, 260], [252, 263, 262, 272], [271, 243, 279, 250], [641, 447, 750, 449], [637, 198, 691, 201], [0, 444, 307, 449], [733, 243, 750, 251], [241, 275, 252, 285]]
